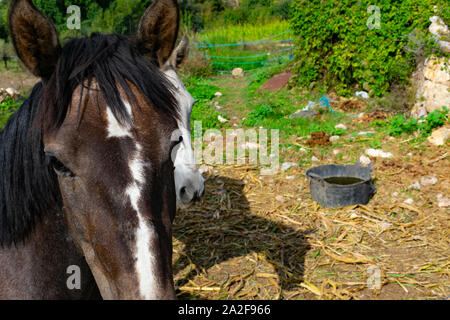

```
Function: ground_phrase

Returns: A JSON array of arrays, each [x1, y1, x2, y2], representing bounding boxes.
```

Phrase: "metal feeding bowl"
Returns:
[[305, 162, 376, 208]]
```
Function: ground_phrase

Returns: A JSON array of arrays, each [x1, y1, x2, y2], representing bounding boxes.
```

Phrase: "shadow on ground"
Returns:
[[173, 175, 311, 296]]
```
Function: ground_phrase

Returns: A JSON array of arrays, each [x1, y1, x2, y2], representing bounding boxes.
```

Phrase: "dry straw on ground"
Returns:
[[172, 140, 449, 300]]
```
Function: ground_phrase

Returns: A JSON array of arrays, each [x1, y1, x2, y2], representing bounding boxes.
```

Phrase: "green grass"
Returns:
[[0, 96, 21, 130], [184, 77, 229, 131], [190, 21, 293, 72]]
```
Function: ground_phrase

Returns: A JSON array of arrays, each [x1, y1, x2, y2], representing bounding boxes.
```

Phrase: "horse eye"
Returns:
[[48, 156, 75, 177]]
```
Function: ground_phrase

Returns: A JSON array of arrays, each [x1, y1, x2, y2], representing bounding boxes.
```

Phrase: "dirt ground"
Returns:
[[2, 70, 448, 300]]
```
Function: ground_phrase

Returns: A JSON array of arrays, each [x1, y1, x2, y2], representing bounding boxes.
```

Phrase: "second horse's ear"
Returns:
[[135, 0, 180, 68], [169, 35, 190, 70], [8, 0, 61, 79]]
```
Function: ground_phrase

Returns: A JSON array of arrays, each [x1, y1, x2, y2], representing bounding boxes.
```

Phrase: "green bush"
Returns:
[[290, 0, 449, 97], [384, 107, 448, 136]]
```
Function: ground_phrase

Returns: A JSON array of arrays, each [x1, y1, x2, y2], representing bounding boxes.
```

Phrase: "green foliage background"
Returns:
[[290, 0, 450, 97]]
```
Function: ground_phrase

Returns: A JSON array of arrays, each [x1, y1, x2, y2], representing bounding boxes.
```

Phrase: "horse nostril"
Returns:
[[192, 191, 200, 203], [180, 186, 187, 196]]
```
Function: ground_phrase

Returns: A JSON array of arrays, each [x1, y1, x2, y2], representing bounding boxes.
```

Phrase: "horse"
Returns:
[[0, 0, 202, 300]]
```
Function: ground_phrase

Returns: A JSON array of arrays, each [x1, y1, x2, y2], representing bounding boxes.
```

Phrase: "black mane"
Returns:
[[0, 33, 179, 246]]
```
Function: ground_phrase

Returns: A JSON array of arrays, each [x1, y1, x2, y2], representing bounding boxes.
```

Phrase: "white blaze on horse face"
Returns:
[[163, 67, 205, 205], [125, 149, 159, 300], [105, 100, 159, 300], [106, 102, 132, 138]]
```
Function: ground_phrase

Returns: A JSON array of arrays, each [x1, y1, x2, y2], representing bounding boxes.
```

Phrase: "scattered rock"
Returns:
[[408, 182, 421, 190], [281, 162, 298, 172], [311, 156, 320, 162], [420, 175, 438, 187], [330, 135, 340, 142], [355, 91, 369, 99], [393, 192, 399, 197], [214, 92, 223, 97], [358, 131, 375, 135], [404, 198, 414, 205], [218, 115, 229, 123], [379, 222, 392, 230], [429, 16, 449, 41], [427, 126, 450, 146], [0, 87, 20, 102], [333, 149, 341, 155], [215, 105, 222, 110], [232, 68, 244, 78], [275, 195, 285, 202], [286, 175, 296, 180], [335, 123, 347, 130], [299, 147, 307, 153], [365, 148, 393, 159], [359, 155, 372, 166], [306, 131, 331, 146], [437, 194, 450, 207]]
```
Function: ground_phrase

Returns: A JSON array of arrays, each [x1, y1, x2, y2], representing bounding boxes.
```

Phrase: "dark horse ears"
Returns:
[[136, 0, 180, 68], [8, 0, 61, 79]]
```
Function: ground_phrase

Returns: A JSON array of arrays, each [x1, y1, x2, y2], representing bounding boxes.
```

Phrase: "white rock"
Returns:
[[330, 135, 340, 142], [437, 194, 450, 207], [412, 57, 450, 117], [420, 175, 438, 187], [358, 113, 365, 118], [275, 195, 285, 202], [404, 198, 414, 205], [427, 126, 450, 146], [335, 124, 347, 130], [393, 192, 399, 197], [407, 152, 413, 157], [365, 148, 393, 159], [281, 162, 298, 172], [299, 147, 307, 153], [214, 92, 223, 97], [333, 149, 341, 155], [286, 175, 296, 180], [218, 115, 229, 123], [215, 105, 222, 110], [355, 91, 369, 99], [311, 156, 320, 162], [5, 88, 19, 96], [359, 155, 372, 166], [408, 182, 421, 190], [350, 212, 359, 219], [358, 131, 375, 135], [232, 68, 244, 78], [429, 16, 449, 40], [379, 222, 392, 230]]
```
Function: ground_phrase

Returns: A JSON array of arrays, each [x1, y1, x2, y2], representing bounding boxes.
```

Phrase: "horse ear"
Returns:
[[136, 0, 180, 67], [170, 35, 190, 70], [8, 0, 60, 79]]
